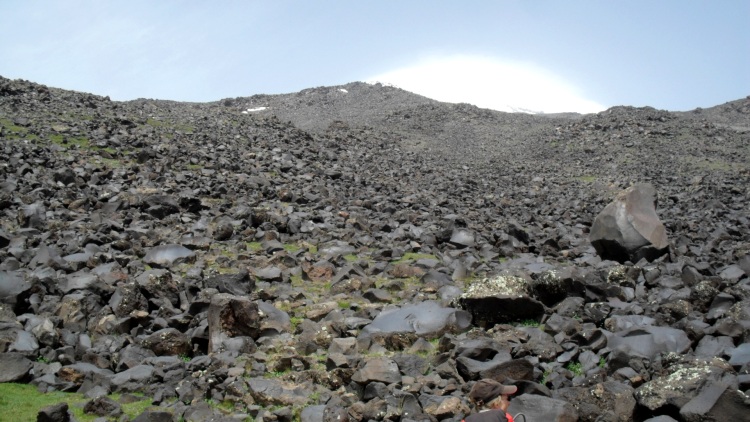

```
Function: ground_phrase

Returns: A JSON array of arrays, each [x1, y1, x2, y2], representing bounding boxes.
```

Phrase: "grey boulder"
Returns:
[[590, 183, 669, 263]]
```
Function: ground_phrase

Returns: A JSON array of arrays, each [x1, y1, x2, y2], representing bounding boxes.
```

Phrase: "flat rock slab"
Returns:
[[142, 244, 195, 267], [360, 300, 471, 337], [507, 394, 578, 422], [607, 326, 691, 360]]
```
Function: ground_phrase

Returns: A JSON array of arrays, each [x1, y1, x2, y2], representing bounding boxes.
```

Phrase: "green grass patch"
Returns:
[[49, 133, 90, 149], [265, 370, 290, 378], [540, 369, 552, 385], [289, 275, 304, 287], [0, 117, 28, 133], [0, 118, 39, 142], [146, 117, 168, 127], [566, 361, 583, 376], [518, 319, 540, 328], [283, 243, 301, 253], [246, 242, 263, 252], [576, 175, 597, 183], [0, 383, 156, 421], [290, 316, 303, 331]]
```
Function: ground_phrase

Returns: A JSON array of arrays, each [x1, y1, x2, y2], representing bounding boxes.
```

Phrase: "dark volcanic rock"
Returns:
[[37, 402, 71, 422], [590, 183, 670, 264], [458, 273, 545, 326], [0, 352, 33, 382], [207, 293, 261, 353], [2, 76, 750, 420], [359, 301, 471, 338]]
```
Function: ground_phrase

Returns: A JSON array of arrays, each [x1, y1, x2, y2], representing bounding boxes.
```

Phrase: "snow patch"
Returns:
[[242, 106, 268, 114], [338, 88, 348, 93]]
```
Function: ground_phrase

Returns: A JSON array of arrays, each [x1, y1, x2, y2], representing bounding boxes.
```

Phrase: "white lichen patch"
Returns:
[[607, 265, 629, 285], [462, 275, 530, 298], [635, 358, 731, 410]]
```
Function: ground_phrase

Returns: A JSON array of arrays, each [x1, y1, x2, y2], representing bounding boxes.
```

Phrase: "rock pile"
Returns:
[[0, 76, 749, 421]]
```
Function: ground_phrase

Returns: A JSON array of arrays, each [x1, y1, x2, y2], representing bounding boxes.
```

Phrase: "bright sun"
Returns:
[[367, 55, 606, 114]]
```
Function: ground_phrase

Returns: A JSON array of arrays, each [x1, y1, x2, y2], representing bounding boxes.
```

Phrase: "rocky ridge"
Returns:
[[0, 76, 749, 421]]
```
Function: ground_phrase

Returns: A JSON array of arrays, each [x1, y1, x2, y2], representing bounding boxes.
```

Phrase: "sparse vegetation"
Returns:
[[0, 383, 155, 421], [540, 369, 552, 385], [576, 175, 597, 183], [246, 241, 263, 252], [566, 361, 583, 377], [519, 319, 540, 327]]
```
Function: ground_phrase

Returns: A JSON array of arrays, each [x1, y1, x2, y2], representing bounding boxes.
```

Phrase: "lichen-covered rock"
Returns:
[[554, 381, 636, 422], [634, 356, 737, 411], [459, 272, 545, 326]]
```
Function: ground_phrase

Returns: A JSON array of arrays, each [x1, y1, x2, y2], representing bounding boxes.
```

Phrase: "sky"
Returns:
[[1, 1, 748, 114]]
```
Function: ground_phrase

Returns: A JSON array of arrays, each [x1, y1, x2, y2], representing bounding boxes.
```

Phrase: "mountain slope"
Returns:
[[0, 75, 749, 421]]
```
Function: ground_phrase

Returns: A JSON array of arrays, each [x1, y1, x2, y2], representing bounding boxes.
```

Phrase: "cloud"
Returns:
[[366, 55, 606, 114]]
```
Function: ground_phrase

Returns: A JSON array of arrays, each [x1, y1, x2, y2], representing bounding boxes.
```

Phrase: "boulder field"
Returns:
[[1, 76, 749, 421]]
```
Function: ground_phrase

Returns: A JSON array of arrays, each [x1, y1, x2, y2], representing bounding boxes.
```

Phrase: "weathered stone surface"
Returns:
[[37, 402, 71, 422], [360, 301, 471, 338], [634, 357, 737, 411], [590, 183, 669, 263], [418, 394, 469, 420], [507, 394, 578, 422], [141, 328, 191, 356], [554, 381, 636, 422], [679, 381, 750, 422], [606, 326, 691, 360], [207, 294, 261, 353], [247, 377, 312, 406], [459, 273, 544, 326], [351, 357, 401, 385], [0, 352, 33, 382]]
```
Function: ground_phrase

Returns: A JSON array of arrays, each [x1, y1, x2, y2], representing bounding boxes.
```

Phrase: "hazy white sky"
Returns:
[[1, 1, 748, 113]]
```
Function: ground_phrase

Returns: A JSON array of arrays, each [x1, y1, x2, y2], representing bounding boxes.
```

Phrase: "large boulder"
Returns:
[[360, 300, 471, 338], [678, 381, 750, 422], [589, 183, 669, 263], [554, 381, 636, 422], [351, 356, 402, 385], [207, 294, 261, 353], [606, 326, 691, 361], [0, 352, 33, 382], [634, 357, 738, 412], [458, 272, 545, 327]]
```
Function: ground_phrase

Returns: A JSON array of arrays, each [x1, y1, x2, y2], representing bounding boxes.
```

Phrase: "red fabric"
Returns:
[[506, 413, 514, 422]]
